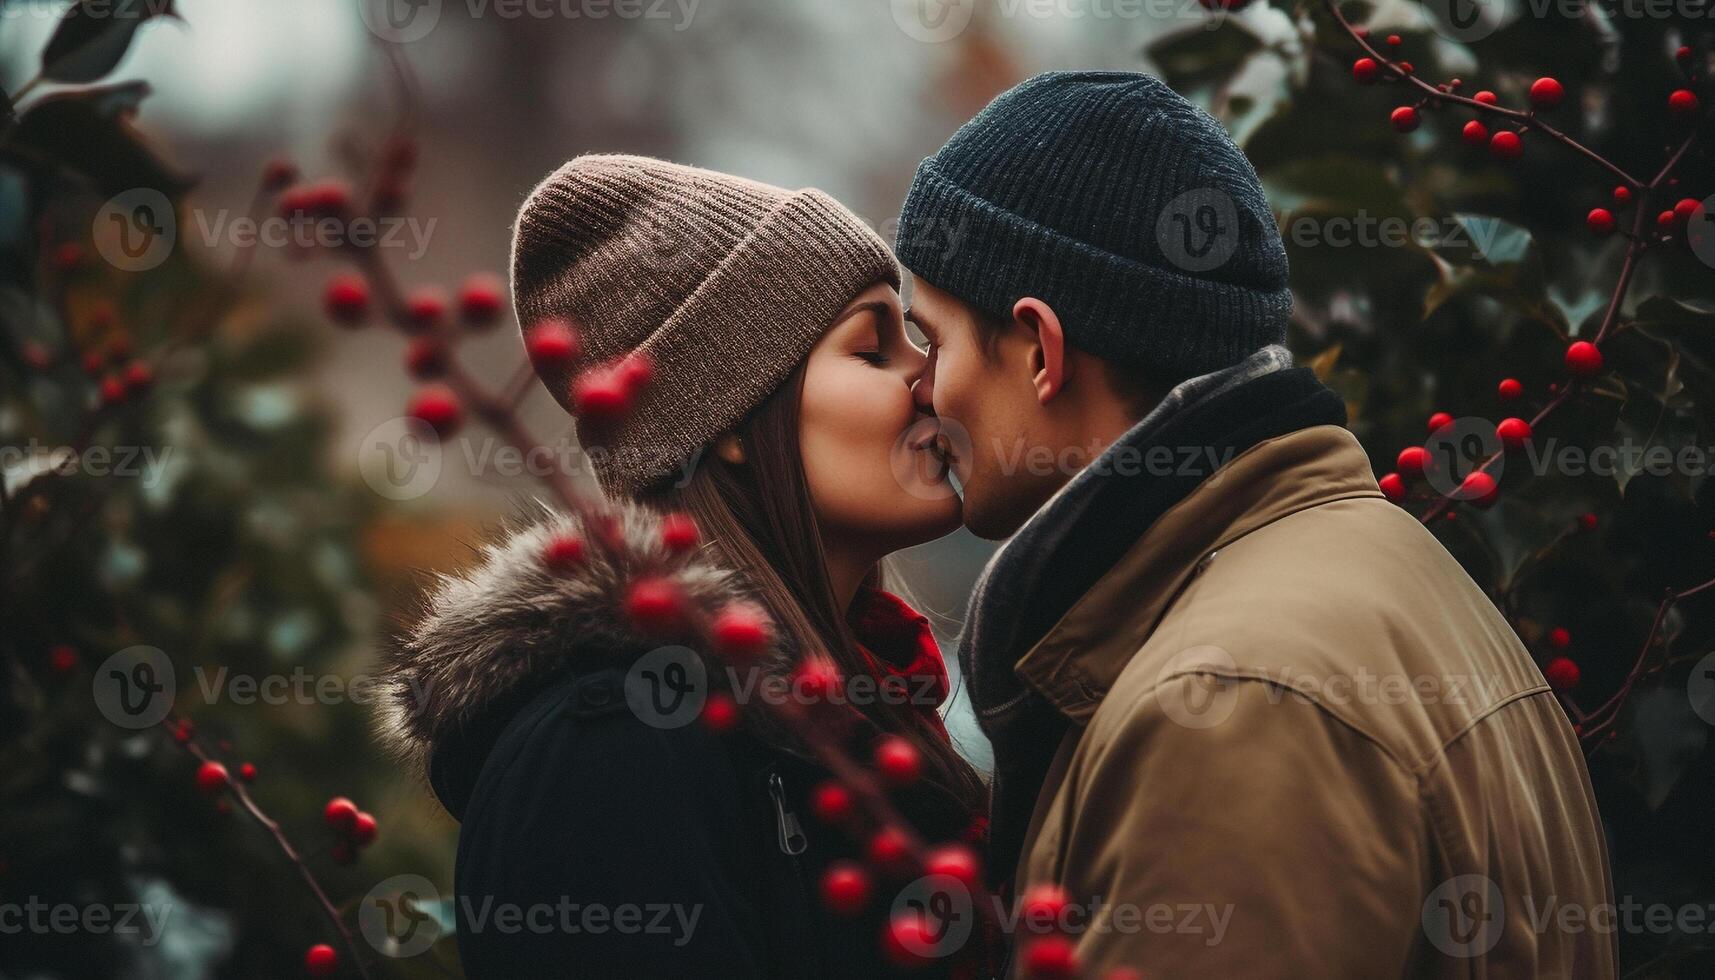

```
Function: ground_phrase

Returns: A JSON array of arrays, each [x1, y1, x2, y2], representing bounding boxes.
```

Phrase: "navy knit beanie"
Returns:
[[896, 71, 1289, 383]]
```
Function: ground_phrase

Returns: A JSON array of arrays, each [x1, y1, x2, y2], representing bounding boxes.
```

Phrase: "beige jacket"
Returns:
[[1010, 425, 1615, 978]]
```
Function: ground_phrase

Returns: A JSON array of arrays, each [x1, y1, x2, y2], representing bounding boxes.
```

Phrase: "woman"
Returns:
[[376, 155, 990, 978]]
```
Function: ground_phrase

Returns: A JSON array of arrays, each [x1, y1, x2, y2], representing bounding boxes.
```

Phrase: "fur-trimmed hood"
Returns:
[[374, 499, 784, 796]]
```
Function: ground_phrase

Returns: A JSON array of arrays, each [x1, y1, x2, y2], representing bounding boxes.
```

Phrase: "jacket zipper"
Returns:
[[767, 771, 808, 855]]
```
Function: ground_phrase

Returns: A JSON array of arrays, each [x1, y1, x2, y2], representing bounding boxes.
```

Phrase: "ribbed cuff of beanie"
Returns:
[[592, 189, 900, 497], [896, 157, 1291, 381]]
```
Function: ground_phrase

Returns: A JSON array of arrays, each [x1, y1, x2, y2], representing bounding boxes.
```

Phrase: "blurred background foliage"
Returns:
[[1, 0, 1713, 976]]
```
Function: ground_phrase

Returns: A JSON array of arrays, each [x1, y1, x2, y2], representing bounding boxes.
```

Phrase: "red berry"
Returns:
[[405, 288, 448, 333], [407, 385, 462, 436], [1385, 33, 1401, 47], [1612, 185, 1632, 204], [123, 360, 154, 392], [323, 274, 370, 325], [49, 645, 79, 673], [1586, 208, 1615, 235], [1489, 130, 1523, 160], [625, 577, 685, 633], [54, 242, 84, 271], [1498, 378, 1523, 400], [1578, 512, 1598, 531], [660, 512, 700, 553], [1548, 626, 1571, 649], [1397, 61, 1414, 75], [571, 367, 632, 422], [1658, 209, 1677, 231], [304, 943, 338, 977], [866, 825, 912, 872], [324, 797, 359, 831], [1397, 445, 1432, 478], [1495, 417, 1532, 448], [1020, 935, 1080, 979], [700, 691, 739, 732], [525, 319, 580, 368], [1019, 883, 1072, 930], [458, 273, 505, 328], [1352, 58, 1379, 84], [99, 373, 127, 406], [1461, 120, 1489, 146], [1668, 88, 1700, 116], [350, 811, 378, 846], [881, 912, 935, 968], [542, 533, 585, 571], [794, 657, 842, 703], [711, 604, 771, 660], [195, 761, 229, 795], [238, 762, 257, 783], [874, 735, 921, 786], [1528, 76, 1564, 109], [1674, 197, 1700, 225], [925, 845, 981, 889], [404, 338, 448, 380], [1565, 341, 1603, 377], [262, 158, 298, 192], [1473, 90, 1498, 105], [1458, 470, 1499, 507], [810, 780, 854, 825], [618, 352, 655, 393], [1378, 472, 1407, 502], [1543, 656, 1580, 691], [1677, 45, 1693, 62], [1427, 411, 1454, 434], [1390, 106, 1420, 133], [173, 719, 195, 744], [819, 861, 872, 916]]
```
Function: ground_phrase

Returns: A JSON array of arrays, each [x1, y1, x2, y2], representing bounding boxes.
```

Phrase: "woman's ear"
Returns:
[[714, 432, 746, 465]]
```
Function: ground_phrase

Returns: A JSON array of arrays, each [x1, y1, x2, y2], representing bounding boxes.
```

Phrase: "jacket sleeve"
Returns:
[[453, 676, 771, 979], [1032, 677, 1429, 979]]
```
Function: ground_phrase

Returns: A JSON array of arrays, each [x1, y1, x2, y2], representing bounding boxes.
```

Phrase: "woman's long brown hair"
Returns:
[[642, 365, 987, 814]]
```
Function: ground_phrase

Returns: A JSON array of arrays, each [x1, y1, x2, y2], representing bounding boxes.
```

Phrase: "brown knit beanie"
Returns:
[[511, 154, 900, 498]]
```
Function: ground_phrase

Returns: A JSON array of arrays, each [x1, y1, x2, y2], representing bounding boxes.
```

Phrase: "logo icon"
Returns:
[[1155, 645, 1240, 730], [890, 414, 970, 502], [358, 0, 443, 43], [358, 416, 444, 501], [891, 0, 976, 43], [1156, 188, 1239, 274], [1421, 874, 1505, 957], [94, 189, 176, 272], [93, 645, 176, 729], [1690, 651, 1715, 727], [625, 646, 707, 729], [360, 874, 443, 957], [1424, 416, 1502, 498], [1420, 0, 1505, 43], [890, 873, 975, 959], [1687, 195, 1715, 270]]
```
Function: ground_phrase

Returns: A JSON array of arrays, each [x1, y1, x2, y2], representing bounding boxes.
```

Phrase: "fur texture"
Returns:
[[373, 499, 775, 783]]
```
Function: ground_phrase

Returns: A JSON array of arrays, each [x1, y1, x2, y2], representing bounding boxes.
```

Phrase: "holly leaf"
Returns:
[[4, 82, 194, 199], [41, 0, 180, 84], [1308, 342, 1342, 381], [1145, 22, 1262, 96]]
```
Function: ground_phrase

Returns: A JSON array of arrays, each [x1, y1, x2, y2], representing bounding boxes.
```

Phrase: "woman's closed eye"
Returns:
[[855, 350, 889, 366]]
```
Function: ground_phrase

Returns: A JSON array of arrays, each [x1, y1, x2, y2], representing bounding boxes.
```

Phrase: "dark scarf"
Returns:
[[957, 348, 1348, 890]]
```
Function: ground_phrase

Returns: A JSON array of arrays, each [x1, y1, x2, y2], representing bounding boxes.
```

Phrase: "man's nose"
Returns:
[[910, 353, 937, 415]]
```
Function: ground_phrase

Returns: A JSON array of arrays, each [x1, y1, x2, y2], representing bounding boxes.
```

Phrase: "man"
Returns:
[[895, 71, 1615, 977]]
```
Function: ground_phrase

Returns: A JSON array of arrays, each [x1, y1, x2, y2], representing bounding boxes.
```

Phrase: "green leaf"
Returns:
[[41, 0, 179, 84], [4, 82, 194, 199], [1145, 22, 1262, 95]]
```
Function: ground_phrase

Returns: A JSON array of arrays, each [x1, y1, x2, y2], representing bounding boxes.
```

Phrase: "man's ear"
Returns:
[[1013, 297, 1069, 405], [714, 432, 746, 465]]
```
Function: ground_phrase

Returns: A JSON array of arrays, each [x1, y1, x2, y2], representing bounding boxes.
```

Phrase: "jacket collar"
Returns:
[[1014, 424, 1383, 722]]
